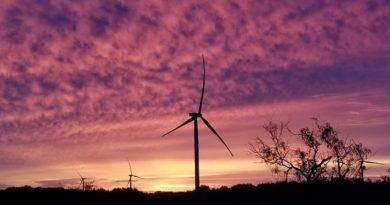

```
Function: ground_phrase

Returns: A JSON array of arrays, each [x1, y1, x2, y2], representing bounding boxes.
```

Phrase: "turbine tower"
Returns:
[[163, 55, 233, 190], [127, 158, 141, 189], [77, 171, 89, 191]]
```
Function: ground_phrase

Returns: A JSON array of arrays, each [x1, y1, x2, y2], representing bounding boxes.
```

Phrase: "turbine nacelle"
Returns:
[[189, 112, 202, 117]]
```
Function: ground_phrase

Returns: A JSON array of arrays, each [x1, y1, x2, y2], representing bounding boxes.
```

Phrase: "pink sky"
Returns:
[[0, 0, 390, 191]]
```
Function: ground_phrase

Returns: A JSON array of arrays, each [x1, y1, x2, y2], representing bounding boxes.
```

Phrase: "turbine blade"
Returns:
[[198, 55, 206, 114], [200, 116, 234, 156], [127, 157, 132, 174], [162, 118, 193, 136], [133, 175, 142, 179], [364, 160, 384, 165], [127, 180, 130, 187], [76, 171, 82, 178]]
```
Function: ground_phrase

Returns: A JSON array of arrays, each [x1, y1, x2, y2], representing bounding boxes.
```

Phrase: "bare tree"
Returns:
[[380, 168, 390, 182], [249, 121, 332, 182], [84, 180, 97, 191], [315, 121, 356, 180], [294, 126, 332, 181], [249, 121, 292, 181], [352, 142, 374, 181], [249, 119, 373, 182]]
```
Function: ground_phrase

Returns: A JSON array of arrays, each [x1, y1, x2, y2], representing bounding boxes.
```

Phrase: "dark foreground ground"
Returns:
[[1, 181, 389, 205]]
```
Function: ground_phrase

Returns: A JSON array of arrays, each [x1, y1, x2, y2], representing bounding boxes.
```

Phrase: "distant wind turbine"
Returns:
[[126, 158, 141, 189], [77, 171, 90, 191], [162, 55, 233, 190], [357, 160, 383, 181]]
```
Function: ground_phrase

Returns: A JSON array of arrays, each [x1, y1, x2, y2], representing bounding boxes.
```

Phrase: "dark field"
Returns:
[[1, 181, 389, 205]]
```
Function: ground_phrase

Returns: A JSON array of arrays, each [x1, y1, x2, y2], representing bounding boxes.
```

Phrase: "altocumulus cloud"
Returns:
[[0, 0, 389, 184]]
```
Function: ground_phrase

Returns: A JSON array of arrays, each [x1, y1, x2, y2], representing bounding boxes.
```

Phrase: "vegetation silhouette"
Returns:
[[1, 181, 389, 205], [249, 119, 381, 182]]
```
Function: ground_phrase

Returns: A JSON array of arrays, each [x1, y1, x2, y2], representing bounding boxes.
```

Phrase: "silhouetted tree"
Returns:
[[380, 168, 390, 182], [249, 121, 331, 182], [248, 121, 293, 181], [314, 120, 355, 180], [85, 180, 97, 191], [353, 142, 373, 181], [249, 119, 372, 182]]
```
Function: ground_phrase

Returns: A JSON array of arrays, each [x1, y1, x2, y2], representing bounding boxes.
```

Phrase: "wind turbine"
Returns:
[[77, 171, 89, 191], [126, 158, 141, 189], [356, 160, 383, 181], [162, 55, 233, 190]]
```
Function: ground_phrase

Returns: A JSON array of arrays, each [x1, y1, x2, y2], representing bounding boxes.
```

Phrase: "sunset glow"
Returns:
[[1, 0, 390, 191]]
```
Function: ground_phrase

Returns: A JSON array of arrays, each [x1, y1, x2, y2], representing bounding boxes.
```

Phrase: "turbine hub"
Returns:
[[189, 113, 201, 117]]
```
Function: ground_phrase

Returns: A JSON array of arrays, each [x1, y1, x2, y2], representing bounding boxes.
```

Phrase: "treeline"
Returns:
[[1, 181, 390, 205]]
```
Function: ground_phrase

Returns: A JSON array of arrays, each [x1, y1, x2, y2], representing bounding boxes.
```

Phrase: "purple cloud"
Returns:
[[0, 0, 389, 190]]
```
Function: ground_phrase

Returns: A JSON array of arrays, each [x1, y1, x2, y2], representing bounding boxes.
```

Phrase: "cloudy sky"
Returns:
[[0, 0, 390, 191]]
